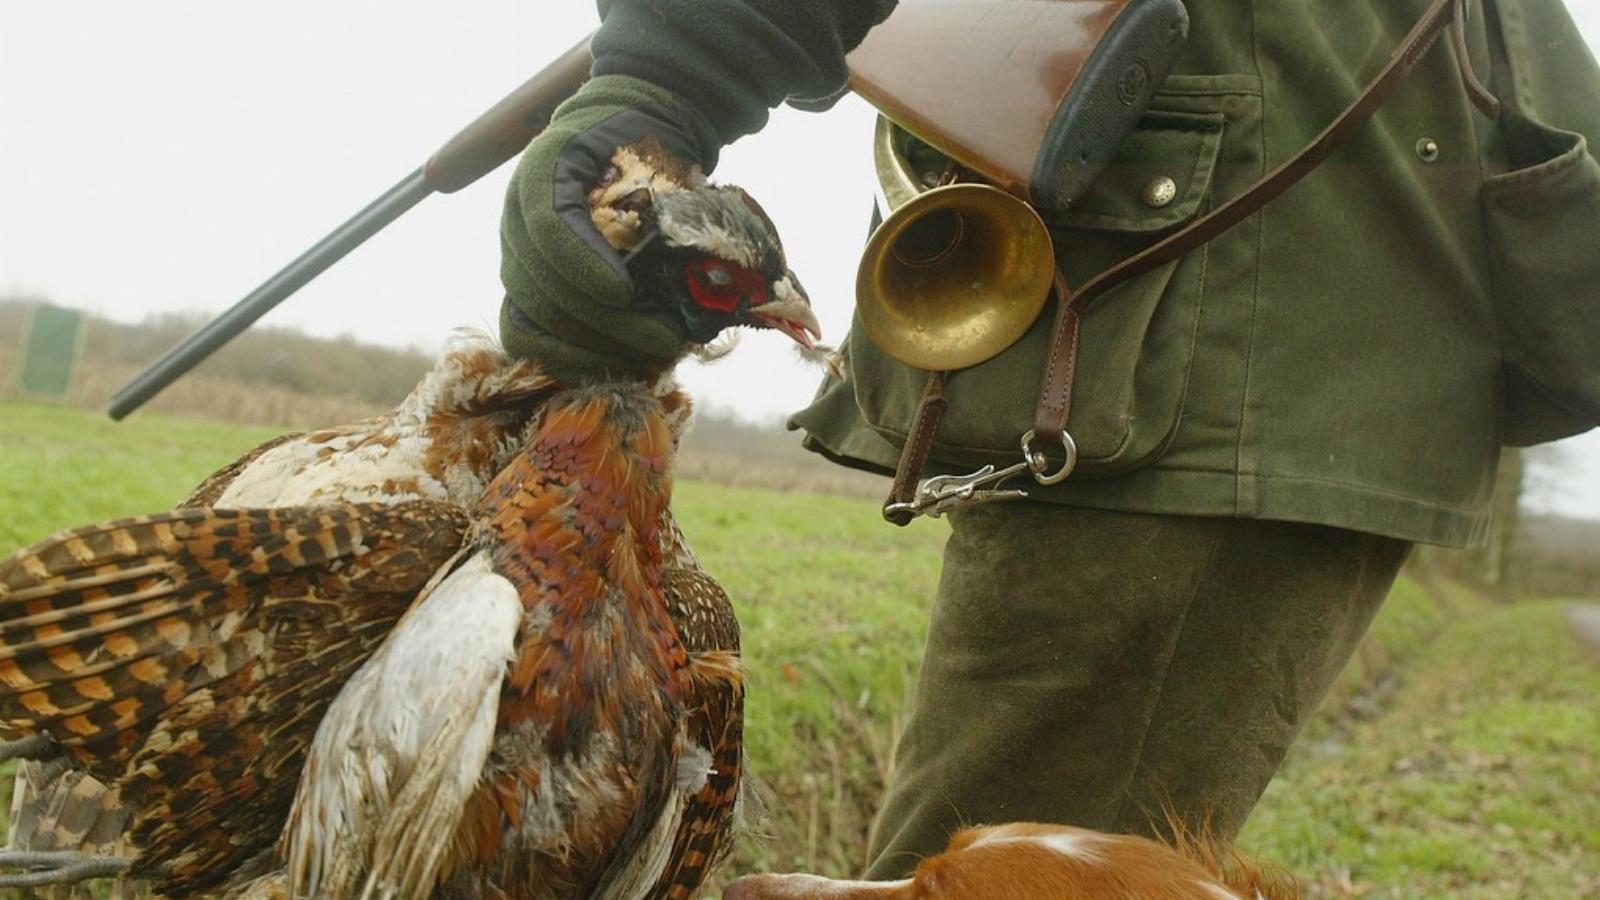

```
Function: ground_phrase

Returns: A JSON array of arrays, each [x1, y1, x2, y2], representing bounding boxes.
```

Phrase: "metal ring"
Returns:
[[1020, 429, 1078, 486]]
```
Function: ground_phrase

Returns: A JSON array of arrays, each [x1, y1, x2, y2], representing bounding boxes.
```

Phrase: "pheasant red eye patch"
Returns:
[[684, 260, 768, 313]]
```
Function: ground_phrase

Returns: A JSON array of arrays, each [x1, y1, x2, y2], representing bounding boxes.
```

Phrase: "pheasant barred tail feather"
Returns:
[[0, 502, 469, 892]]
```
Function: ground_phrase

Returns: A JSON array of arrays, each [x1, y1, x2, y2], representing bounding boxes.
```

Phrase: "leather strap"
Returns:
[[885, 370, 949, 525], [884, 0, 1489, 523], [1032, 0, 1480, 445], [1454, 0, 1501, 118], [1031, 270, 1084, 445]]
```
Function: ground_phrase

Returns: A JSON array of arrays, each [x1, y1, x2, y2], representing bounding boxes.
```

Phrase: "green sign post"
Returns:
[[16, 305, 83, 397]]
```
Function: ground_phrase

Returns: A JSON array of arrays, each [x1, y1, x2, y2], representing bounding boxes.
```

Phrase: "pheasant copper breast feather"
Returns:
[[0, 143, 822, 899]]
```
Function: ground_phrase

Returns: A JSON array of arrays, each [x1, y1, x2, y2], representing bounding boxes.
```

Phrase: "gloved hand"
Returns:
[[499, 75, 720, 377]]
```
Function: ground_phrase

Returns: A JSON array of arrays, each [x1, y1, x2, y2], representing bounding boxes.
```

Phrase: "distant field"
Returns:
[[1, 400, 1596, 898]]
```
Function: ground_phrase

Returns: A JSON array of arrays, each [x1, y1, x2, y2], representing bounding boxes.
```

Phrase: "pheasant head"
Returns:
[[588, 141, 824, 360]]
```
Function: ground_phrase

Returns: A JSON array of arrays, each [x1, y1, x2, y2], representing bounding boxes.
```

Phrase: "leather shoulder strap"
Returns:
[[1031, 0, 1487, 444]]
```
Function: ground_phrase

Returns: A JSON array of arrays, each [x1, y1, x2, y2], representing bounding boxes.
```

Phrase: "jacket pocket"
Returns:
[[853, 81, 1241, 472], [1481, 109, 1600, 445]]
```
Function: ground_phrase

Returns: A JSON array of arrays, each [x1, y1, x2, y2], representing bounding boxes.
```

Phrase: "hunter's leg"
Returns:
[[863, 503, 1407, 879]]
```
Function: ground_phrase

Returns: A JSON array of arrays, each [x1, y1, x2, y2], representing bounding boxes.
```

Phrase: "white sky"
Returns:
[[0, 1, 1596, 521]]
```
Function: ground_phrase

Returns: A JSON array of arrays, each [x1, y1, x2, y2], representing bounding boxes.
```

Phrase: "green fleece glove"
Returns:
[[499, 75, 718, 378]]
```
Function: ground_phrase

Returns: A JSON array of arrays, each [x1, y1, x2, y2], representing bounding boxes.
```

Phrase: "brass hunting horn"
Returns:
[[846, 0, 1188, 373], [855, 120, 1056, 372]]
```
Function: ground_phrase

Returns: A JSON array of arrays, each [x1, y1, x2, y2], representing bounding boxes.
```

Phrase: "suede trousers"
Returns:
[[864, 502, 1411, 879]]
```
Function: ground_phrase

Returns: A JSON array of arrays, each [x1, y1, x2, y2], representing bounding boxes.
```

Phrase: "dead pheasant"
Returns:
[[0, 336, 559, 896], [0, 143, 820, 898]]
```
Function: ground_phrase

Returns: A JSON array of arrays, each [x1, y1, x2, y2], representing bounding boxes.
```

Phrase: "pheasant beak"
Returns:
[[748, 273, 822, 349]]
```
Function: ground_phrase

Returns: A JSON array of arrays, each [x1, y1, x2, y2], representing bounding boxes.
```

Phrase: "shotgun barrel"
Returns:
[[107, 38, 595, 420], [107, 170, 432, 420]]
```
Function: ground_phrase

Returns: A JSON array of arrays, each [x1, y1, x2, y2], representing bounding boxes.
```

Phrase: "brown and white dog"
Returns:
[[724, 822, 1301, 900]]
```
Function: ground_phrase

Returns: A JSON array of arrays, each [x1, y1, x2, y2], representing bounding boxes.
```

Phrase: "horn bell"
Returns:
[[857, 182, 1056, 372]]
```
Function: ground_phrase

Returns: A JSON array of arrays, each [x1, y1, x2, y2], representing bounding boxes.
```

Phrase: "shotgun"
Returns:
[[108, 0, 1185, 419], [106, 37, 595, 420]]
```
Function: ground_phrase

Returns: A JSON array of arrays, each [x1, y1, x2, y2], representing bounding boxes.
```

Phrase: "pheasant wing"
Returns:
[[647, 567, 746, 900], [180, 431, 307, 507], [284, 551, 522, 900], [0, 501, 468, 892]]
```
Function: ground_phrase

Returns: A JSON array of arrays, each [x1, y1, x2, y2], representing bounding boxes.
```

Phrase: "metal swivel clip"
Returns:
[[884, 429, 1078, 520]]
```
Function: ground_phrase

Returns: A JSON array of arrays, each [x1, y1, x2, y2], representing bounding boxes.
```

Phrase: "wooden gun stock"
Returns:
[[428, 0, 1192, 204], [423, 37, 594, 193], [848, 0, 1188, 212]]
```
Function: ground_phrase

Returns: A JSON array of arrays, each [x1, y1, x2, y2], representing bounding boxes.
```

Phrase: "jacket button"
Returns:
[[1142, 175, 1178, 208], [1416, 138, 1441, 162]]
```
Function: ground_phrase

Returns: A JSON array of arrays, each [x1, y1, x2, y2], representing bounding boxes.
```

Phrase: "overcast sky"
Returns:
[[1, 2, 1596, 521]]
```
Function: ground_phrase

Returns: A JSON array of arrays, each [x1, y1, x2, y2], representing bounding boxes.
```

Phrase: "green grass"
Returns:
[[1312, 578, 1491, 730], [2, 400, 1597, 897], [1242, 600, 1600, 898], [673, 481, 946, 875], [0, 400, 281, 552]]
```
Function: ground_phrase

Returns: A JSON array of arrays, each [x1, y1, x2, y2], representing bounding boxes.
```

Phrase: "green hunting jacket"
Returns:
[[596, 0, 1600, 547], [791, 0, 1600, 547]]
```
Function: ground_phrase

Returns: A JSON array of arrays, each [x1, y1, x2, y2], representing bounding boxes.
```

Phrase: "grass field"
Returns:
[[1244, 597, 1600, 897], [1, 400, 1597, 898]]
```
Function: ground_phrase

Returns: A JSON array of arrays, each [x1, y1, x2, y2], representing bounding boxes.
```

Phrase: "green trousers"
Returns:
[[864, 503, 1410, 879]]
